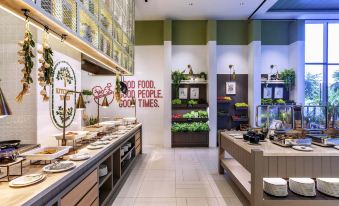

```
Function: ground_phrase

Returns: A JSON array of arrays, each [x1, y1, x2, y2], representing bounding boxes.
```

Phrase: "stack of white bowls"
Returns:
[[289, 178, 316, 196], [316, 178, 339, 197], [263, 178, 288, 197]]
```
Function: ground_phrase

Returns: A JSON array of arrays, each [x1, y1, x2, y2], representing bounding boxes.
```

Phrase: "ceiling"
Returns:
[[135, 0, 263, 20], [136, 0, 339, 20]]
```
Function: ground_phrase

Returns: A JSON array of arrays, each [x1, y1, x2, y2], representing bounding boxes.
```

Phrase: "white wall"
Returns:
[[82, 46, 166, 146], [261, 45, 290, 74], [0, 10, 37, 144], [172, 45, 208, 73], [216, 45, 249, 74], [36, 30, 82, 146]]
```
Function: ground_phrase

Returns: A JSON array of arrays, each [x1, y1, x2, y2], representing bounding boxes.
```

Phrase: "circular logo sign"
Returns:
[[50, 61, 77, 129]]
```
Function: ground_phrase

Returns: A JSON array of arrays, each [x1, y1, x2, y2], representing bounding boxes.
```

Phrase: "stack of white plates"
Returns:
[[263, 178, 288, 197], [289, 178, 316, 196], [316, 178, 339, 197]]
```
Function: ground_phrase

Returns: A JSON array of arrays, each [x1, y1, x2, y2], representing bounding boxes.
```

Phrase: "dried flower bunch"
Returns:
[[115, 74, 121, 102], [38, 30, 54, 101], [16, 20, 35, 102]]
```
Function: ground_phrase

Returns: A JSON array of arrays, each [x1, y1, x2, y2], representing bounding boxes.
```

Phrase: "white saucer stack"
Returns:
[[316, 178, 339, 197], [263, 178, 288, 197], [289, 178, 316, 196]]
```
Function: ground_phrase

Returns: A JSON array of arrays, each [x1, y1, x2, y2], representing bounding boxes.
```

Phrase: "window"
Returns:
[[305, 22, 339, 106]]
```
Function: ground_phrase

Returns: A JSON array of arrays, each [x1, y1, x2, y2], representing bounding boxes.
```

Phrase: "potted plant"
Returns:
[[280, 69, 295, 91], [172, 70, 185, 98], [82, 89, 93, 104]]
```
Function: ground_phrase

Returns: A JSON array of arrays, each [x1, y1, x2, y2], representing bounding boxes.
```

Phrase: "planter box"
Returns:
[[172, 132, 209, 147]]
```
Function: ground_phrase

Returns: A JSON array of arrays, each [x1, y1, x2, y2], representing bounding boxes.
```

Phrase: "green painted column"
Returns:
[[248, 20, 262, 44], [207, 20, 217, 43], [164, 20, 172, 42]]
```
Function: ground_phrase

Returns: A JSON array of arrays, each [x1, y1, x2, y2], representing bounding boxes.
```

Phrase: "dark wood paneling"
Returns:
[[217, 74, 248, 130]]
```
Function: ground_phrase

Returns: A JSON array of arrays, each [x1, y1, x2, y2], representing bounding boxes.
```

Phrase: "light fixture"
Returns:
[[101, 96, 109, 108], [0, 80, 12, 118], [62, 90, 86, 146]]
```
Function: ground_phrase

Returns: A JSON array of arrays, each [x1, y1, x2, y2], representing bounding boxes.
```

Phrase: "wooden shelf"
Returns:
[[121, 146, 135, 162], [220, 158, 251, 200], [99, 171, 112, 188]]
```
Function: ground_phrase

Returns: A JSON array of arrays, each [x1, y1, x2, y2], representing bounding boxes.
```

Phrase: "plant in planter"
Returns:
[[82, 89, 93, 104], [172, 70, 185, 98], [188, 99, 198, 105], [274, 99, 286, 104], [199, 72, 207, 80], [280, 69, 295, 90]]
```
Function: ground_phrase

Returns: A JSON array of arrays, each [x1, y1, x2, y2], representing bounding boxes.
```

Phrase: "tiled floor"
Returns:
[[112, 146, 249, 206]]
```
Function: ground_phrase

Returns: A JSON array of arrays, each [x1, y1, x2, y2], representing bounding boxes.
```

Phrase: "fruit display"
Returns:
[[172, 114, 182, 119], [217, 96, 232, 101], [235, 102, 248, 107], [171, 122, 209, 133]]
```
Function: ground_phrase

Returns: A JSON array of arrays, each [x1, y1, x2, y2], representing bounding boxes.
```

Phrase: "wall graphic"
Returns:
[[50, 61, 77, 129], [119, 80, 163, 108], [92, 83, 114, 105]]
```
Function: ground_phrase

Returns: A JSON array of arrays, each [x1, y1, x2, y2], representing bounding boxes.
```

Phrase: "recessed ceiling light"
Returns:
[[240, 2, 245, 6], [188, 2, 193, 6]]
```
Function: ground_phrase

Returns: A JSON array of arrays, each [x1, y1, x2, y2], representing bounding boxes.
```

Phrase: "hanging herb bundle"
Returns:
[[16, 20, 35, 102], [115, 74, 121, 102], [38, 30, 54, 101]]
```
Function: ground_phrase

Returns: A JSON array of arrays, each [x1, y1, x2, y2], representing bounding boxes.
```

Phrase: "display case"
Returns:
[[256, 105, 294, 130], [20, 0, 135, 74], [334, 106, 339, 130], [302, 106, 327, 131]]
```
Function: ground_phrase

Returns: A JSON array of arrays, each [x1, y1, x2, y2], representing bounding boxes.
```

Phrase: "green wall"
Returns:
[[172, 20, 207, 45], [261, 21, 290, 45], [217, 21, 248, 45], [135, 21, 164, 45], [135, 20, 304, 46]]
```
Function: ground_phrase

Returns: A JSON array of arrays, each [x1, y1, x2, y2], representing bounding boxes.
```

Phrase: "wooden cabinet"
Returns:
[[61, 169, 98, 206]]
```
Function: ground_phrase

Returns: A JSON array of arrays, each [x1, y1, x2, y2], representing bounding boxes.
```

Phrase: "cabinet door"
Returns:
[[61, 169, 98, 206]]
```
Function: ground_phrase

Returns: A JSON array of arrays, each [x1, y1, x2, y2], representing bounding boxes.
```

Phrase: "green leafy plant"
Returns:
[[172, 70, 186, 98], [182, 111, 208, 118], [172, 98, 182, 105], [82, 89, 93, 96], [199, 72, 207, 80], [188, 99, 198, 105], [235, 102, 248, 107], [261, 98, 273, 105], [171, 122, 210, 133], [274, 99, 286, 104], [280, 69, 295, 90]]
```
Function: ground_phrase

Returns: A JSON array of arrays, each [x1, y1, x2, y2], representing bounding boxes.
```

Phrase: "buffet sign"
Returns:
[[50, 61, 77, 129], [119, 80, 163, 108]]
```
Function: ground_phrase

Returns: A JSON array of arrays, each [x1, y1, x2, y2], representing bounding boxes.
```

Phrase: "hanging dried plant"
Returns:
[[38, 30, 54, 101], [16, 20, 35, 103], [115, 74, 121, 102]]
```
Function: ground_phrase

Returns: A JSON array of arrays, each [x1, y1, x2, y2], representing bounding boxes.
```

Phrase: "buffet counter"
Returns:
[[219, 131, 339, 206], [0, 123, 142, 206]]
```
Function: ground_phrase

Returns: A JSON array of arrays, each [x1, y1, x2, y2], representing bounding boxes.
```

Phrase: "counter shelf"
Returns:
[[219, 132, 339, 206]]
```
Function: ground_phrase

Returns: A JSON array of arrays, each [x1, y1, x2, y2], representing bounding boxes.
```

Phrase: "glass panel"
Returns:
[[305, 23, 324, 63], [256, 106, 269, 128], [328, 65, 339, 106], [303, 106, 327, 130], [334, 106, 339, 130], [328, 23, 339, 63], [305, 65, 323, 105], [268, 105, 294, 130]]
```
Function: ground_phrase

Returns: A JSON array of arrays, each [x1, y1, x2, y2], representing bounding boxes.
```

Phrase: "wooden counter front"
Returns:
[[219, 131, 339, 206], [0, 124, 142, 206]]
